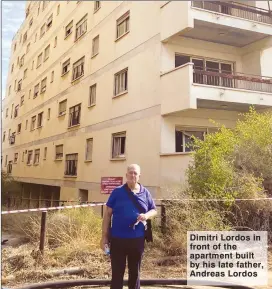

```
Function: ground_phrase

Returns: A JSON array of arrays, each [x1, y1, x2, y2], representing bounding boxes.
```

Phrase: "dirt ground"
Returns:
[[2, 233, 272, 289]]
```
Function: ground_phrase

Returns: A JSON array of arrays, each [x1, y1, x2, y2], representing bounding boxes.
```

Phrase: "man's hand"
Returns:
[[100, 237, 109, 250], [137, 213, 147, 222]]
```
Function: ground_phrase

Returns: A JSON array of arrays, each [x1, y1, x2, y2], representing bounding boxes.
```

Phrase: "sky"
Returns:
[[2, 1, 26, 100]]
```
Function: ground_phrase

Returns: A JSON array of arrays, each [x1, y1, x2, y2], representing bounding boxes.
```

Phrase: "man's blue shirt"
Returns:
[[106, 184, 156, 239]]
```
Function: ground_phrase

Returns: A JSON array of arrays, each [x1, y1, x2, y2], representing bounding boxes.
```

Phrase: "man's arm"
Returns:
[[100, 206, 112, 250], [145, 209, 157, 219]]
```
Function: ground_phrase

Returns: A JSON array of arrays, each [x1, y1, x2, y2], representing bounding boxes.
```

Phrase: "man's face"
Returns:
[[126, 166, 140, 185]]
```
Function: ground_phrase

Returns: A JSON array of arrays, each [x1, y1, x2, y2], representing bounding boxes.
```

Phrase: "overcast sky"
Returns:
[[2, 1, 26, 100]]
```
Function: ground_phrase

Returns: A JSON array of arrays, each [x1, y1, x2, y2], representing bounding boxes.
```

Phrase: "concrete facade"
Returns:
[[2, 1, 272, 203]]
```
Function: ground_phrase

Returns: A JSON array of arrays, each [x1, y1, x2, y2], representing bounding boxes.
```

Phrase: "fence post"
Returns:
[[39, 211, 47, 254], [101, 205, 104, 218], [161, 202, 166, 234]]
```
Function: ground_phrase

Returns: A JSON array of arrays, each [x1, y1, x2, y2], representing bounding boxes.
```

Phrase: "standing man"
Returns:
[[100, 164, 157, 289]]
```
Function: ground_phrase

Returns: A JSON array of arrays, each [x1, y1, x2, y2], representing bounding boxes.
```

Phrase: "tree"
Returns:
[[186, 107, 272, 201]]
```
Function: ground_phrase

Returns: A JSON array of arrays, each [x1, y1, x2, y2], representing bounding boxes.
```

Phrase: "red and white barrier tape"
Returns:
[[1, 202, 106, 215], [2, 197, 271, 215]]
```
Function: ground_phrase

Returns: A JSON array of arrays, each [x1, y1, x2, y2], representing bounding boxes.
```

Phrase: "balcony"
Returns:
[[160, 63, 272, 115], [161, 1, 272, 46]]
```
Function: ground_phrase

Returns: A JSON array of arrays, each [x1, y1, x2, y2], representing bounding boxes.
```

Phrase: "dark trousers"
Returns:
[[110, 237, 145, 289]]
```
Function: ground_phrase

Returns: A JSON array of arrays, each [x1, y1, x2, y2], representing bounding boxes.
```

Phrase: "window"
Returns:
[[114, 68, 128, 96], [42, 1, 49, 11], [17, 80, 22, 91], [17, 57, 19, 66], [19, 55, 25, 67], [25, 119, 28, 130], [32, 60, 34, 70], [35, 33, 37, 43], [31, 116, 36, 130], [14, 80, 17, 91], [23, 32, 27, 43], [14, 43, 17, 52], [21, 95, 24, 106], [37, 53, 42, 67], [94, 1, 100, 12], [51, 71, 54, 82], [34, 149, 40, 165], [175, 54, 234, 88], [55, 145, 63, 160], [5, 108, 8, 118], [65, 21, 73, 38], [7, 161, 12, 173], [14, 153, 19, 164], [41, 77, 47, 93], [72, 57, 84, 81], [29, 89, 31, 99], [37, 112, 43, 127], [29, 18, 33, 28], [54, 36, 57, 47], [17, 123, 22, 134], [24, 69, 28, 79], [59, 99, 67, 116], [27, 150, 33, 164], [20, 34, 22, 43], [62, 59, 70, 75], [27, 43, 30, 53], [34, 84, 39, 98], [8, 85, 11, 95], [14, 105, 19, 118], [9, 132, 15, 144], [68, 104, 81, 127], [44, 147, 47, 160], [89, 84, 96, 106], [75, 15, 87, 40], [8, 129, 11, 139], [57, 4, 60, 15], [3, 132, 6, 142], [175, 128, 206, 153], [47, 14, 53, 29], [44, 45, 50, 61], [47, 108, 51, 120], [5, 155, 8, 167], [11, 104, 14, 119], [11, 64, 14, 73], [65, 153, 78, 176], [116, 11, 130, 39], [92, 35, 99, 57], [22, 152, 24, 162], [40, 24, 46, 38], [112, 132, 126, 159], [85, 138, 93, 161]]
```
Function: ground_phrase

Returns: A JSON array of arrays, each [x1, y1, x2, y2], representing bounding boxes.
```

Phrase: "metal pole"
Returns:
[[101, 204, 104, 218], [39, 211, 47, 254], [161, 202, 166, 234]]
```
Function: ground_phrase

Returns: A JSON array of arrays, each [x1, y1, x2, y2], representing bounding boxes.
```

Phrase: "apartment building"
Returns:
[[2, 1, 272, 206]]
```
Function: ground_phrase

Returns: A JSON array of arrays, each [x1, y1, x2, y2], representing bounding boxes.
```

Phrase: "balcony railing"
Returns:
[[193, 68, 272, 93], [191, 1, 272, 25]]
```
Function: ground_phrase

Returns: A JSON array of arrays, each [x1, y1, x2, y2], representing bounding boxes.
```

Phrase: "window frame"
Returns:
[[94, 1, 100, 13], [59, 99, 67, 116], [27, 150, 33, 165], [89, 84, 96, 107], [72, 57, 85, 81], [64, 153, 78, 176], [65, 21, 73, 39], [92, 35, 99, 57], [114, 68, 128, 96], [34, 149, 40, 165], [30, 115, 37, 131], [85, 138, 93, 161], [75, 14, 87, 41], [116, 11, 130, 40], [44, 45, 50, 61], [34, 83, 40, 98], [37, 112, 44, 127], [55, 144, 64, 160], [41, 77, 47, 93], [37, 53, 43, 68], [68, 103, 81, 127], [111, 132, 126, 159], [62, 59, 70, 76]]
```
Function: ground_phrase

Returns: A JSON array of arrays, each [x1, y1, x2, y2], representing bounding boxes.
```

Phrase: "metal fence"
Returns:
[[191, 1, 272, 25]]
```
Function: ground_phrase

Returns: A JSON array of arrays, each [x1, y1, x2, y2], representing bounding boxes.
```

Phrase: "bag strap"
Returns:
[[124, 183, 145, 214]]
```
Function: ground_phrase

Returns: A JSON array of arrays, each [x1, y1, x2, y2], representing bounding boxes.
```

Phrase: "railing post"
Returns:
[[39, 211, 47, 255], [101, 205, 104, 218], [161, 202, 166, 234]]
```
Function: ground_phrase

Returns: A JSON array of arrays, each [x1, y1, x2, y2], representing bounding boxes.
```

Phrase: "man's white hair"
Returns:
[[127, 164, 141, 173]]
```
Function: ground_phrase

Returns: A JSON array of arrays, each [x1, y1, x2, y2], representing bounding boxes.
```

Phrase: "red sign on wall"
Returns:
[[101, 177, 123, 194]]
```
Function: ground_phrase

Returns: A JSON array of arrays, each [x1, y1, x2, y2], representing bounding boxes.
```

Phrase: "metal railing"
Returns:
[[193, 67, 272, 93], [191, 1, 272, 25]]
